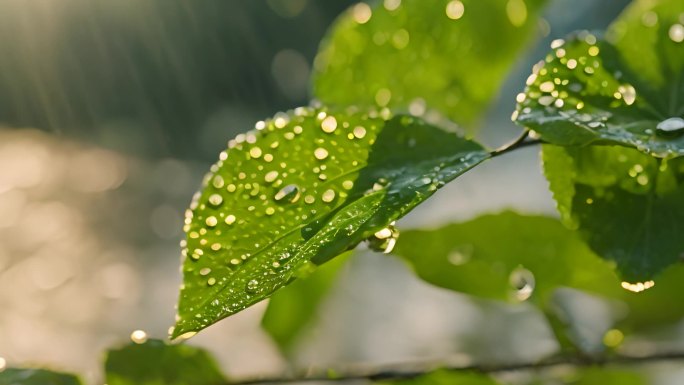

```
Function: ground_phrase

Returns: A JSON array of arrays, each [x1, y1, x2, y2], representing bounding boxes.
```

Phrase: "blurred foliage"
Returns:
[[104, 339, 226, 385], [314, 0, 548, 131], [0, 368, 82, 385], [174, 107, 487, 338]]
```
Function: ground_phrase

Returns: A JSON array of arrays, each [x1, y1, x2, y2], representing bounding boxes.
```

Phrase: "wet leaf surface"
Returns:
[[173, 107, 489, 338], [0, 369, 82, 385]]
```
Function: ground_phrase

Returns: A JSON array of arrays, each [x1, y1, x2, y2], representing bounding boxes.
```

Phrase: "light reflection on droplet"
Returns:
[[669, 24, 684, 43], [445, 0, 464, 20], [352, 3, 372, 24], [130, 329, 148, 344], [321, 116, 338, 133]]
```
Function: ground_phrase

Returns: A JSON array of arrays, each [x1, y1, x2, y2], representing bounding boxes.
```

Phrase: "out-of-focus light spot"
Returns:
[[392, 29, 410, 49], [383, 0, 401, 11], [130, 329, 148, 344], [0, 190, 27, 229], [621, 280, 655, 293], [352, 3, 372, 24], [445, 0, 464, 20], [271, 49, 310, 101], [266, 0, 308, 18], [506, 0, 527, 27], [0, 357, 5, 372], [68, 149, 127, 193], [98, 262, 140, 302], [538, 18, 551, 37], [669, 24, 684, 43], [603, 329, 624, 348], [641, 11, 658, 27], [150, 204, 181, 239], [375, 88, 392, 106], [409, 98, 426, 116]]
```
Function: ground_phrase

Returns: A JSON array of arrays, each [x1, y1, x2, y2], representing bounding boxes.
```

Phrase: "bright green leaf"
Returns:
[[514, 0, 684, 157], [314, 0, 547, 130], [543, 144, 684, 281], [262, 252, 351, 353], [104, 339, 226, 385], [173, 107, 489, 338], [564, 367, 647, 385], [393, 211, 623, 307], [378, 370, 500, 385], [0, 368, 82, 385]]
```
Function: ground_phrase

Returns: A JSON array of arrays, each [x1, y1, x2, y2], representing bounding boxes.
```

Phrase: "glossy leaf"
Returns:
[[262, 252, 351, 353], [543, 144, 684, 281], [393, 211, 623, 306], [104, 339, 226, 385], [379, 370, 499, 385], [514, 0, 684, 157], [0, 368, 82, 385], [173, 107, 489, 338], [314, 0, 547, 130]]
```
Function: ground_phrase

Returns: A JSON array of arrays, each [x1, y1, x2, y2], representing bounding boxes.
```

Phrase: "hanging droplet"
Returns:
[[509, 267, 535, 301], [367, 222, 399, 254], [620, 280, 655, 293], [275, 184, 301, 203], [130, 329, 148, 344], [656, 117, 684, 137]]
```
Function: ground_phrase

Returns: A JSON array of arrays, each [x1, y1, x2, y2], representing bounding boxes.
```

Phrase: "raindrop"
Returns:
[[130, 329, 148, 344], [509, 266, 535, 301], [314, 147, 329, 160], [367, 222, 399, 254], [264, 171, 279, 183], [275, 184, 301, 203], [669, 24, 684, 43], [656, 117, 684, 137], [322, 189, 336, 203], [353, 126, 367, 139], [205, 216, 218, 227], [445, 0, 464, 20], [225, 214, 237, 225], [207, 277, 217, 286], [208, 194, 223, 206], [246, 279, 260, 293], [176, 331, 197, 340], [321, 116, 338, 133]]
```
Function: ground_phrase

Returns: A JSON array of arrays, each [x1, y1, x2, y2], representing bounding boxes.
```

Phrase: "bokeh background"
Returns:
[[2, 0, 683, 384]]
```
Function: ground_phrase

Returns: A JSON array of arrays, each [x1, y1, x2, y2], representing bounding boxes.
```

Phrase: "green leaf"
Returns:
[[378, 370, 499, 385], [104, 339, 226, 385], [543, 144, 684, 281], [564, 367, 647, 385], [514, 0, 684, 157], [173, 107, 489, 338], [314, 0, 547, 129], [393, 211, 622, 306], [262, 252, 351, 353], [0, 368, 82, 385]]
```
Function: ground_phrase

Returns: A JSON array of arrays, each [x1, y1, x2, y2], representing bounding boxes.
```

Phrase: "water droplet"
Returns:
[[669, 24, 684, 43], [367, 222, 399, 254], [314, 147, 329, 160], [246, 279, 260, 293], [322, 189, 336, 203], [656, 117, 684, 137], [621, 280, 655, 293], [342, 180, 354, 190], [130, 329, 148, 344], [264, 171, 279, 183], [265, 207, 276, 216], [212, 176, 225, 189], [352, 2, 372, 24], [509, 267, 535, 301], [176, 331, 197, 340], [321, 116, 338, 133], [208, 194, 223, 206], [353, 126, 367, 139], [200, 268, 211, 276], [445, 0, 464, 20], [304, 195, 316, 204], [225, 214, 236, 225], [205, 216, 218, 227], [275, 184, 301, 203], [0, 357, 6, 372], [207, 277, 216, 286], [249, 147, 263, 158]]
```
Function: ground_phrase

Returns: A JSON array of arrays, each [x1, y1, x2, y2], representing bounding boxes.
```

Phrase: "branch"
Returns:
[[228, 351, 684, 384], [491, 129, 544, 158]]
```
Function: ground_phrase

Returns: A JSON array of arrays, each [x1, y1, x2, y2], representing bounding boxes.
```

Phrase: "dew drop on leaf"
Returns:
[[274, 184, 301, 203], [656, 117, 684, 137], [246, 279, 260, 294], [509, 266, 535, 301]]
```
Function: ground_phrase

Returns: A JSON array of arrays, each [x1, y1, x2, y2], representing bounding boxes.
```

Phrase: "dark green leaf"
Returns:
[[262, 252, 351, 353], [563, 367, 647, 385], [0, 368, 82, 385], [104, 339, 226, 385], [173, 107, 489, 338], [514, 0, 684, 157], [543, 144, 684, 281], [378, 370, 499, 385], [314, 0, 547, 130], [393, 211, 622, 306]]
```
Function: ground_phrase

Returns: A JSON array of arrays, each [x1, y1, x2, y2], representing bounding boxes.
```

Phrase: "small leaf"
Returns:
[[173, 107, 489, 338], [543, 144, 684, 281], [393, 211, 622, 306], [0, 368, 82, 385], [514, 0, 684, 157], [262, 252, 351, 353], [104, 339, 226, 385], [314, 0, 548, 130], [378, 370, 500, 385]]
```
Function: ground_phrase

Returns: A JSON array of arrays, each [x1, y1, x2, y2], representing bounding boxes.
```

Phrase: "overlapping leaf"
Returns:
[[173, 107, 489, 338], [314, 0, 547, 129], [514, 0, 684, 157], [104, 340, 226, 385]]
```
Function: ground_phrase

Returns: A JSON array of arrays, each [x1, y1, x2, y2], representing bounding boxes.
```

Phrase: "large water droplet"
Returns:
[[509, 267, 535, 301], [367, 222, 399, 254], [130, 329, 148, 344], [246, 279, 260, 293], [275, 184, 301, 203], [656, 117, 684, 137]]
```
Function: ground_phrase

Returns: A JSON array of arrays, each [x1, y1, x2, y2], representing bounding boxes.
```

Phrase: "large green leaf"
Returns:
[[173, 107, 489, 338], [393, 212, 622, 307], [262, 252, 351, 353], [543, 144, 684, 281], [104, 339, 226, 385], [0, 369, 82, 385], [395, 211, 684, 332], [313, 0, 547, 129], [514, 0, 684, 157]]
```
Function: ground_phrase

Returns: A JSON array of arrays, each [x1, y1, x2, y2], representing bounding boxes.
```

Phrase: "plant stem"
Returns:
[[226, 351, 684, 384], [491, 129, 544, 158]]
